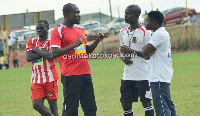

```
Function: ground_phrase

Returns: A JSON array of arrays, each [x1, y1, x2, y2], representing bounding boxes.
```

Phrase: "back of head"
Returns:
[[62, 3, 76, 17], [147, 11, 164, 25], [126, 4, 141, 15]]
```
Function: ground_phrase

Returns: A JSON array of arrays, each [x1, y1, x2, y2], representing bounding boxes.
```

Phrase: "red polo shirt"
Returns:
[[50, 24, 91, 76]]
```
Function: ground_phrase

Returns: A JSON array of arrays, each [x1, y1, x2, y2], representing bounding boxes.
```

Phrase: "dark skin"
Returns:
[[25, 22, 58, 116], [120, 6, 141, 66], [120, 16, 159, 60], [120, 6, 153, 111], [51, 4, 104, 58]]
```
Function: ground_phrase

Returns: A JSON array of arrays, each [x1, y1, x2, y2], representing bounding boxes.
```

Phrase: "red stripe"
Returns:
[[38, 66, 43, 83], [138, 25, 146, 36], [31, 63, 34, 83], [44, 59, 49, 82], [120, 26, 129, 33]]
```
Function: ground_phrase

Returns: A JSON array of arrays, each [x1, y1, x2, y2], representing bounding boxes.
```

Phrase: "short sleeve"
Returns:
[[149, 33, 166, 48], [119, 31, 123, 46], [144, 30, 152, 45], [25, 38, 33, 52], [48, 39, 51, 51], [50, 28, 62, 48]]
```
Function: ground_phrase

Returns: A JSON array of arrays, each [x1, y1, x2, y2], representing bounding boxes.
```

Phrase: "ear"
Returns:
[[65, 12, 70, 17]]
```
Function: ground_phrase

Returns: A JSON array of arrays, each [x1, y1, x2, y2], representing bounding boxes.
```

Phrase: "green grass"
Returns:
[[0, 52, 200, 116]]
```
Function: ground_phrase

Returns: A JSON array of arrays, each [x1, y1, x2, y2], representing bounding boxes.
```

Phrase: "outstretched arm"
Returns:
[[86, 33, 104, 54]]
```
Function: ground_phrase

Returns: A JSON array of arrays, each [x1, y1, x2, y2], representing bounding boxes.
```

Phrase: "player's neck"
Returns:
[[129, 23, 140, 31], [39, 36, 48, 43], [153, 25, 161, 32], [63, 21, 74, 29]]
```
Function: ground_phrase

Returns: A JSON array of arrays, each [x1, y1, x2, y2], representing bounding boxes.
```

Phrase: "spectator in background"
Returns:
[[190, 13, 198, 37], [142, 10, 148, 26], [7, 36, 15, 55], [12, 48, 18, 68], [2, 28, 8, 40], [0, 53, 5, 70], [183, 16, 191, 34], [0, 39, 3, 56]]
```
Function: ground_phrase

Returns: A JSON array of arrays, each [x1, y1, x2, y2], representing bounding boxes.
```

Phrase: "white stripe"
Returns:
[[32, 65, 36, 83], [144, 105, 154, 111], [46, 59, 54, 82], [36, 65, 40, 83], [159, 82, 166, 116], [40, 64, 46, 83], [25, 49, 33, 52], [51, 45, 60, 48], [58, 24, 66, 39], [123, 109, 133, 114]]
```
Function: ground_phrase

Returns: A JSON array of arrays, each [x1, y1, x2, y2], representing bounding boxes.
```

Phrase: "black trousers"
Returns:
[[61, 74, 97, 116], [13, 59, 18, 68]]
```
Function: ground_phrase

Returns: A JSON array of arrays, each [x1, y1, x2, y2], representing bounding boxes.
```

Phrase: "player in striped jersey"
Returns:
[[25, 20, 59, 116], [119, 5, 154, 116]]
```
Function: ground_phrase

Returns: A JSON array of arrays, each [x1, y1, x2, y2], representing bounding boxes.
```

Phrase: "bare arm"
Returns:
[[86, 39, 100, 54], [51, 38, 83, 58], [25, 51, 41, 62], [119, 53, 133, 65], [86, 33, 104, 54], [120, 43, 155, 60], [33, 46, 54, 60]]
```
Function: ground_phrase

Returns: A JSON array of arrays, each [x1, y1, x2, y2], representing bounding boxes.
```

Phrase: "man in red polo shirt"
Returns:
[[50, 3, 104, 116]]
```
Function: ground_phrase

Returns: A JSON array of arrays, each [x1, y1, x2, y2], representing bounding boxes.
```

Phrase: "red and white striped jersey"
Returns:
[[25, 37, 59, 84]]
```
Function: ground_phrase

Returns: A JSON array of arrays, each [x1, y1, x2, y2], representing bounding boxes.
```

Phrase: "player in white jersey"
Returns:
[[119, 4, 154, 116], [120, 11, 176, 116]]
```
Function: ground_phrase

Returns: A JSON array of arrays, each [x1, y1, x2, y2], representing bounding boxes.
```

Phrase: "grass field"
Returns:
[[0, 52, 200, 116]]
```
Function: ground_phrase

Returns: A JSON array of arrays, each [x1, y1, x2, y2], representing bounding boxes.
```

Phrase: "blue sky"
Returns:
[[0, 0, 199, 20]]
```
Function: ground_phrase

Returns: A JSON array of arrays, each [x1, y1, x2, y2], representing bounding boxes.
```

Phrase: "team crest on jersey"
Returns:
[[132, 37, 137, 43], [48, 92, 53, 97]]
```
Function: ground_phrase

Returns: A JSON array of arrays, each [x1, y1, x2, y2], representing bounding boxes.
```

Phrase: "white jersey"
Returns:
[[148, 27, 173, 83], [119, 25, 151, 80]]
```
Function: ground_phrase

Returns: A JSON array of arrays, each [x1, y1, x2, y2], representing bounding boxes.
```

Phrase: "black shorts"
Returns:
[[120, 80, 152, 103]]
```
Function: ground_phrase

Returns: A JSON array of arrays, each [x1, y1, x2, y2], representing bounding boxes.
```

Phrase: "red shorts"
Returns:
[[31, 80, 58, 101]]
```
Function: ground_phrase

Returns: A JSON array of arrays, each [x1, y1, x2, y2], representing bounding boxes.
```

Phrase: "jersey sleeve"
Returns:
[[47, 38, 51, 52], [144, 30, 152, 45], [119, 31, 123, 47], [25, 38, 33, 52], [149, 32, 166, 48], [50, 28, 62, 48]]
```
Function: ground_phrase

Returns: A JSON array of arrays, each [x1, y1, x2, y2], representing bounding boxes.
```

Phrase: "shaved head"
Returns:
[[126, 4, 141, 15]]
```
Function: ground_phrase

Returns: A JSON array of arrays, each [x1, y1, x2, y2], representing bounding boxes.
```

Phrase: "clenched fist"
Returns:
[[96, 32, 104, 42], [74, 38, 83, 47]]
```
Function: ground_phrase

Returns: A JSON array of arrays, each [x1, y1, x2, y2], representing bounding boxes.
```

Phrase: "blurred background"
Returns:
[[0, 0, 199, 69]]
